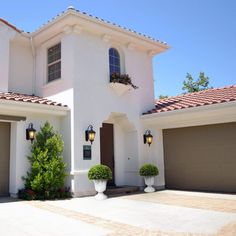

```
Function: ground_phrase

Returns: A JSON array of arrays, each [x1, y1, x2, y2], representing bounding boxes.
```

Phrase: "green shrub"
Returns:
[[18, 187, 72, 200], [19, 122, 71, 200], [139, 164, 159, 177], [88, 164, 112, 180]]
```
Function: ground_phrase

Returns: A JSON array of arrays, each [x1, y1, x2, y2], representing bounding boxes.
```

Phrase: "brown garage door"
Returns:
[[0, 122, 10, 196], [163, 122, 236, 193]]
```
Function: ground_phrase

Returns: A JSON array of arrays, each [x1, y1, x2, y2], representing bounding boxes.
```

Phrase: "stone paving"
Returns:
[[0, 190, 236, 236], [26, 201, 178, 236], [123, 190, 236, 213]]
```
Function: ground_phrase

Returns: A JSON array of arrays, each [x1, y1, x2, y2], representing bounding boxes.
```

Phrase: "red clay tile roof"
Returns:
[[0, 18, 22, 33], [143, 85, 236, 115], [0, 92, 67, 107]]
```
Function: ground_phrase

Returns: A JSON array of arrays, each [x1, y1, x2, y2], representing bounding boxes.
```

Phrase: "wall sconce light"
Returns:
[[143, 130, 153, 146], [85, 125, 96, 144], [26, 123, 36, 143]]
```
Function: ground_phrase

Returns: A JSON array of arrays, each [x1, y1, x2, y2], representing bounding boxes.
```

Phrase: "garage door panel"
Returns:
[[163, 122, 236, 193], [0, 122, 10, 196]]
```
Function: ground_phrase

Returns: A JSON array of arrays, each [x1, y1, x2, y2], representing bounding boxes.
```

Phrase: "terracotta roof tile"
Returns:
[[143, 85, 236, 115], [0, 92, 67, 108]]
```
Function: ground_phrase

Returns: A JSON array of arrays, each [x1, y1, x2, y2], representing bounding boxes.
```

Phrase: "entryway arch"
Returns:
[[100, 112, 140, 186]]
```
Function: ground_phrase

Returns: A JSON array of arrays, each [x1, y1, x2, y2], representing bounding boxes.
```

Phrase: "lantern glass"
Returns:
[[29, 130, 35, 139], [26, 123, 36, 143], [88, 131, 95, 142], [144, 130, 153, 146], [146, 135, 153, 146]]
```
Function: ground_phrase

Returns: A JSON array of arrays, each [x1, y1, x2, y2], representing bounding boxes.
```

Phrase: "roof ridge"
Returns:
[[1, 7, 168, 46], [1, 92, 42, 98], [156, 84, 236, 102], [0, 92, 67, 107], [32, 8, 167, 45], [72, 9, 168, 45], [144, 84, 236, 115]]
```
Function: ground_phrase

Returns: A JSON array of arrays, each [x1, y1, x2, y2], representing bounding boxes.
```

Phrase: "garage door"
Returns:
[[163, 122, 236, 193], [0, 122, 10, 196]]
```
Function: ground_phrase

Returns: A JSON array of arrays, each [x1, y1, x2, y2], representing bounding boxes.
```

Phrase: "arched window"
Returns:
[[109, 48, 120, 75]]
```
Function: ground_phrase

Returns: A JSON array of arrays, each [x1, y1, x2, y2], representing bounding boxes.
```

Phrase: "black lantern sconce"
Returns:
[[85, 125, 96, 144], [143, 130, 153, 146], [26, 123, 36, 143]]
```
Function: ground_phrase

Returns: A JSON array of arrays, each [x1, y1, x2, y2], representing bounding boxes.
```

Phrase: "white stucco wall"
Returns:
[[9, 39, 34, 94], [0, 23, 15, 92], [31, 25, 158, 196]]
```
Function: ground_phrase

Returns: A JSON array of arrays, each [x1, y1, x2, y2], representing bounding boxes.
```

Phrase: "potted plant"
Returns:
[[139, 163, 159, 193], [88, 164, 112, 200], [110, 72, 138, 89], [109, 73, 138, 96]]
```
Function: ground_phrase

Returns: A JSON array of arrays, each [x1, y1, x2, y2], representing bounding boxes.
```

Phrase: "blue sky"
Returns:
[[1, 0, 236, 98]]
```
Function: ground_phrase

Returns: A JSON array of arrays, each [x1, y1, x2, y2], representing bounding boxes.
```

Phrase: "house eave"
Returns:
[[30, 10, 169, 54], [141, 101, 236, 129], [0, 100, 69, 117], [141, 101, 236, 120]]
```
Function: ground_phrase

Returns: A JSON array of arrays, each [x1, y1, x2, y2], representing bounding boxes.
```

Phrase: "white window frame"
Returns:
[[47, 43, 61, 83]]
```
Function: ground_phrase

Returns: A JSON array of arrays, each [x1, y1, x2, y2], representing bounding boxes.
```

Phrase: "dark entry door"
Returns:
[[0, 122, 10, 196], [100, 123, 115, 185]]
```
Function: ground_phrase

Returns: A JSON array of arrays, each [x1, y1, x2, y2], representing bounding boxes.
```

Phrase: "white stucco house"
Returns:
[[0, 7, 235, 197]]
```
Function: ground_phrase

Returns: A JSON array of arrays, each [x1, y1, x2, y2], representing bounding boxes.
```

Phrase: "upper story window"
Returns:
[[47, 43, 61, 82], [109, 48, 120, 75]]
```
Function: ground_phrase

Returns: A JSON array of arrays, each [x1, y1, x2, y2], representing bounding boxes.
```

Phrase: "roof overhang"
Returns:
[[141, 101, 236, 129], [0, 99, 69, 117], [30, 9, 169, 55]]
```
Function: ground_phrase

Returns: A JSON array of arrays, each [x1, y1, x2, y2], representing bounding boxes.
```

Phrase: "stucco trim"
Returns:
[[0, 100, 69, 116], [31, 10, 169, 49], [0, 115, 26, 121]]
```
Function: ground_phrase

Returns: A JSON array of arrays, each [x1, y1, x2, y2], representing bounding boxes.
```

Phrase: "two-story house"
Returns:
[[0, 7, 235, 197], [0, 7, 169, 197]]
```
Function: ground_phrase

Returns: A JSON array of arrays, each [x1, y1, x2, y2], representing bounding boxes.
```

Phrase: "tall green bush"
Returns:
[[21, 121, 68, 199]]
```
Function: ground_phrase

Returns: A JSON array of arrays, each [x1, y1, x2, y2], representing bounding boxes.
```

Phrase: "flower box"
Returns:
[[109, 82, 132, 96], [109, 73, 138, 96]]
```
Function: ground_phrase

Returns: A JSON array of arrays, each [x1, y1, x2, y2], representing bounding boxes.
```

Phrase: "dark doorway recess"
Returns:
[[100, 123, 115, 186]]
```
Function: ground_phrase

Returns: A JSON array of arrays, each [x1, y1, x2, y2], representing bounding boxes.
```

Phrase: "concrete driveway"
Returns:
[[0, 190, 235, 236]]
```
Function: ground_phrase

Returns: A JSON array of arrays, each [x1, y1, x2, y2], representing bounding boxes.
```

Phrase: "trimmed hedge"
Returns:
[[88, 164, 112, 180], [139, 164, 159, 177]]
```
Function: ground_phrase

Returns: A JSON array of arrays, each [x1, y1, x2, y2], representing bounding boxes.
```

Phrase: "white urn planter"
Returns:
[[139, 163, 159, 193], [144, 176, 155, 193], [93, 180, 108, 200]]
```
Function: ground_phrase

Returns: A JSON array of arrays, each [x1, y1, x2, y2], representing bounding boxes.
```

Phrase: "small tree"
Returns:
[[182, 72, 211, 93], [158, 95, 168, 100], [21, 122, 68, 199]]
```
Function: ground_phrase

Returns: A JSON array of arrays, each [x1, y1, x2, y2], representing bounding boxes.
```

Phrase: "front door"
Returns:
[[0, 122, 10, 196], [100, 123, 115, 186]]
